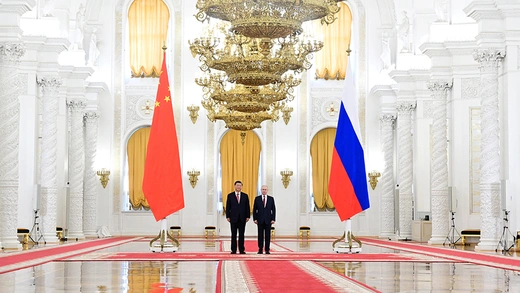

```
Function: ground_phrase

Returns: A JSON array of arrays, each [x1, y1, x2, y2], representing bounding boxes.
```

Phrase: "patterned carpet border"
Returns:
[[60, 251, 451, 263], [360, 237, 520, 271], [0, 237, 140, 274]]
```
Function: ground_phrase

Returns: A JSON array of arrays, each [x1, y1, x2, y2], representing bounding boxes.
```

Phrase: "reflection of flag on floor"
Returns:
[[328, 56, 370, 221], [142, 51, 185, 221]]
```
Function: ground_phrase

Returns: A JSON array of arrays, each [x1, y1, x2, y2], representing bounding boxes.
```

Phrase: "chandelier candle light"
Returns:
[[190, 0, 342, 133]]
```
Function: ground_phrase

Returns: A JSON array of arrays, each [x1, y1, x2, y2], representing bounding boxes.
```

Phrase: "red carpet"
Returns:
[[360, 237, 520, 271], [244, 260, 338, 292], [0, 237, 136, 274]]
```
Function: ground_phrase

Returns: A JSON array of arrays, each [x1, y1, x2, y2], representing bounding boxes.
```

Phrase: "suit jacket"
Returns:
[[226, 191, 250, 223], [253, 195, 276, 224]]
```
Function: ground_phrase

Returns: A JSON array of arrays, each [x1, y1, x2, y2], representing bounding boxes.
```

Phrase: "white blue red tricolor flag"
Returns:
[[328, 56, 370, 221]]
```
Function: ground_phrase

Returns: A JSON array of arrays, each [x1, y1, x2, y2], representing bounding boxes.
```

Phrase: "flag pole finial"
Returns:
[[346, 44, 351, 56], [162, 43, 167, 51]]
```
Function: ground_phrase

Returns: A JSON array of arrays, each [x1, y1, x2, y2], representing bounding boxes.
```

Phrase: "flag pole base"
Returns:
[[332, 231, 362, 254], [149, 226, 179, 253]]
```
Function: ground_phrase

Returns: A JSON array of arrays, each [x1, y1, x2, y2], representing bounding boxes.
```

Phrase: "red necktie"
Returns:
[[236, 193, 239, 203], [263, 195, 266, 207]]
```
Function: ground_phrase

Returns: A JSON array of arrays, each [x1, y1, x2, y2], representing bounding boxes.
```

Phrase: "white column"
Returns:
[[67, 100, 86, 240], [37, 76, 62, 244], [379, 113, 396, 239], [0, 43, 25, 250], [473, 49, 505, 250], [83, 111, 99, 237], [427, 80, 453, 244], [396, 102, 416, 239]]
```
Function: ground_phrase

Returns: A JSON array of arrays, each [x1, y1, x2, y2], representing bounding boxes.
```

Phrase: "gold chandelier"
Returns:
[[197, 74, 301, 131], [191, 0, 342, 132], [195, 0, 341, 39], [189, 30, 322, 86]]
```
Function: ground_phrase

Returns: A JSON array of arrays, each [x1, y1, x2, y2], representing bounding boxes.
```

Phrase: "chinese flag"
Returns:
[[142, 51, 185, 221]]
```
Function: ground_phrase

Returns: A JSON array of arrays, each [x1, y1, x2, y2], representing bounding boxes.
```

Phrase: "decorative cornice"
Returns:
[[37, 76, 62, 94], [310, 87, 343, 93], [473, 48, 506, 67], [0, 43, 25, 63], [475, 32, 506, 42], [67, 100, 87, 111], [427, 80, 453, 92], [464, 1, 504, 21], [396, 102, 416, 114], [0, 1, 35, 15], [380, 114, 396, 126], [84, 111, 99, 123]]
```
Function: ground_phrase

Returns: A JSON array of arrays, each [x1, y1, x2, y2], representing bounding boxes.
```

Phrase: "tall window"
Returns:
[[219, 131, 262, 212], [128, 0, 170, 77], [312, 3, 352, 80], [310, 128, 336, 211]]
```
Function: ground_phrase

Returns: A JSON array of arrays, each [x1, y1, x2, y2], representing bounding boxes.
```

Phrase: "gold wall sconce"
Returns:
[[368, 170, 381, 190], [187, 104, 200, 124], [187, 169, 200, 188], [280, 169, 293, 189], [96, 168, 110, 188], [281, 106, 293, 125]]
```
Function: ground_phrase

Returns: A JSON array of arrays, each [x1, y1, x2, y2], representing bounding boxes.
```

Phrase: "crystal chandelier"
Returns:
[[191, 0, 342, 132]]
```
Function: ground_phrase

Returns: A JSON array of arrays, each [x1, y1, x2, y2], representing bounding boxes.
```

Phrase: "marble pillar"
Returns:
[[396, 102, 416, 239], [473, 49, 505, 250], [0, 42, 25, 250], [379, 114, 396, 239], [67, 100, 86, 240], [83, 111, 99, 237], [427, 80, 452, 244], [37, 76, 62, 244]]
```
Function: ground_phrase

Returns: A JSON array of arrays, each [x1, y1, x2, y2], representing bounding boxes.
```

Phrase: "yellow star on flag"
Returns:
[[155, 101, 160, 107], [164, 96, 170, 102]]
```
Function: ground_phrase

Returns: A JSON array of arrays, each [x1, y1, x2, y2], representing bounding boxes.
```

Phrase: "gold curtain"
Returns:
[[220, 131, 261, 212], [128, 0, 169, 78], [127, 127, 151, 209], [312, 3, 352, 80], [310, 128, 336, 211]]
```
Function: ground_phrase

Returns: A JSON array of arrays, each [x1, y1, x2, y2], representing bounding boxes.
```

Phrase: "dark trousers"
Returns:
[[230, 219, 246, 253], [257, 222, 272, 252]]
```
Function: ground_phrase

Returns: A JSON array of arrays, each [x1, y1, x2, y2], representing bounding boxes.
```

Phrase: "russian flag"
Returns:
[[328, 56, 370, 221]]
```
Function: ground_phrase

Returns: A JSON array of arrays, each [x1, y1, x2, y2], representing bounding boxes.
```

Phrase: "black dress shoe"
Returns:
[[265, 251, 270, 254], [257, 250, 263, 254], [231, 251, 236, 254], [240, 251, 246, 254]]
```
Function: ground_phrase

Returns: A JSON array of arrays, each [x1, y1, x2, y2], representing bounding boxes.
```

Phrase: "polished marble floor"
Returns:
[[1, 237, 520, 292]]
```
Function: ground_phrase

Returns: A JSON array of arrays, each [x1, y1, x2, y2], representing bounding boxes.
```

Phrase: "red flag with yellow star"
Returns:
[[142, 51, 184, 221]]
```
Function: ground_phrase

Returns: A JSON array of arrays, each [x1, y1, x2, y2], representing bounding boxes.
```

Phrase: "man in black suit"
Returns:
[[253, 185, 276, 254], [226, 180, 250, 254]]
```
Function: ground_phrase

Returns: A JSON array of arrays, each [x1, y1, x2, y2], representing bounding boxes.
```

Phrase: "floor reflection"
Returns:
[[319, 261, 520, 292], [2, 237, 520, 292], [0, 260, 217, 293]]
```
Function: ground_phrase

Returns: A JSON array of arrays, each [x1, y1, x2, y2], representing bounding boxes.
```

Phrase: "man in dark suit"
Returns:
[[253, 185, 276, 254], [226, 180, 250, 254]]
